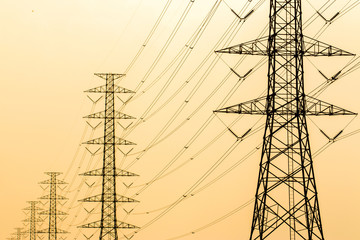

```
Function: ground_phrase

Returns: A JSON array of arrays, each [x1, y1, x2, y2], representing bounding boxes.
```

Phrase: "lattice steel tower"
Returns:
[[12, 228, 25, 240], [79, 73, 139, 240], [23, 201, 43, 240], [215, 0, 356, 239], [38, 172, 68, 240]]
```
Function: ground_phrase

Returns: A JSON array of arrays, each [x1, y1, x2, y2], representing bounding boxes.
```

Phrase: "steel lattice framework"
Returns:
[[38, 172, 68, 240], [79, 73, 139, 240], [215, 0, 356, 239], [12, 228, 25, 240], [23, 201, 43, 240]]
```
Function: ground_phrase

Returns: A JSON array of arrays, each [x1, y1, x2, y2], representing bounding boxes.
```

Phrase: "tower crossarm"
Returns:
[[39, 194, 68, 200], [22, 229, 44, 234], [216, 35, 354, 56], [39, 210, 68, 216], [23, 206, 42, 211], [214, 96, 356, 116], [23, 217, 43, 223], [80, 168, 139, 177], [306, 96, 357, 115], [216, 37, 268, 55], [79, 220, 139, 229], [79, 194, 139, 203], [37, 229, 68, 234], [39, 179, 67, 185], [215, 96, 267, 114], [85, 85, 135, 94], [95, 73, 125, 80], [303, 36, 354, 56], [84, 110, 135, 119], [83, 136, 136, 145]]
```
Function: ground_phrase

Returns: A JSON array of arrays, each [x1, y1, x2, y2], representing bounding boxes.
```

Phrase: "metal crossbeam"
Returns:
[[215, 96, 356, 116], [216, 36, 354, 56], [83, 136, 136, 145], [84, 111, 135, 119], [39, 195, 67, 200], [85, 85, 135, 94], [79, 194, 139, 203], [80, 168, 139, 177], [215, 1, 356, 239], [79, 220, 139, 229]]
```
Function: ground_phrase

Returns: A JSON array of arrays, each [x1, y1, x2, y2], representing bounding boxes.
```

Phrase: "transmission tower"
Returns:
[[215, 0, 356, 239], [23, 201, 43, 240], [12, 228, 25, 240], [38, 172, 68, 240], [79, 73, 139, 240]]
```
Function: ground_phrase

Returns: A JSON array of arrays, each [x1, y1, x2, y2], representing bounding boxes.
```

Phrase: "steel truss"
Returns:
[[79, 73, 139, 240], [38, 172, 68, 240], [23, 201, 43, 240], [215, 1, 356, 239]]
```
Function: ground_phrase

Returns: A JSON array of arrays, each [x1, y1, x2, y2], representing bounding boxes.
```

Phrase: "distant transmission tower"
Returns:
[[38, 172, 68, 240], [79, 73, 139, 240], [23, 201, 43, 240], [215, 0, 356, 239], [12, 228, 25, 240]]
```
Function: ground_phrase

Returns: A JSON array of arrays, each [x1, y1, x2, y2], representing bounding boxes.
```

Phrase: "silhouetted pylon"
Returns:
[[23, 201, 43, 240], [12, 228, 25, 240], [38, 172, 68, 240], [79, 73, 139, 240], [215, 0, 356, 239]]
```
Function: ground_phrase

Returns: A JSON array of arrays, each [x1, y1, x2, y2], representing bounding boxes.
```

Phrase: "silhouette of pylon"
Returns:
[[23, 201, 43, 240], [38, 172, 68, 240], [215, 0, 356, 239], [79, 73, 139, 240]]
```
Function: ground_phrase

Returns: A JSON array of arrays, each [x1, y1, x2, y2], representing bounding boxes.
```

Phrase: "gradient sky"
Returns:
[[1, 1, 360, 239]]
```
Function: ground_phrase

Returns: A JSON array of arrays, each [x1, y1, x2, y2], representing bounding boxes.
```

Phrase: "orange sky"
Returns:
[[1, 1, 360, 239]]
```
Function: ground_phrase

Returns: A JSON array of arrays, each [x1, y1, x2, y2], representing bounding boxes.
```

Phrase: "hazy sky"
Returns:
[[1, 1, 360, 239]]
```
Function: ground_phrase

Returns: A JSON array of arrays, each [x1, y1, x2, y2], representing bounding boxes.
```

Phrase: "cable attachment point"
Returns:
[[317, 11, 340, 24], [228, 128, 252, 141], [85, 181, 95, 188], [117, 147, 134, 156], [86, 95, 103, 104], [231, 9, 254, 22], [123, 208, 134, 215], [123, 234, 135, 240], [319, 129, 343, 142], [318, 70, 342, 83], [230, 68, 253, 80], [82, 233, 94, 240]]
